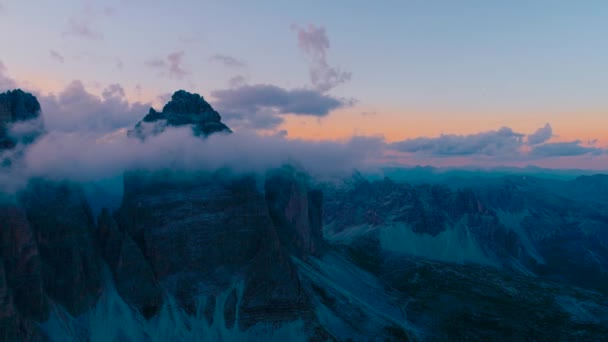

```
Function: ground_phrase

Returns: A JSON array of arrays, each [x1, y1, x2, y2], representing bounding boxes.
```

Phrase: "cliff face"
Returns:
[[0, 179, 103, 340]]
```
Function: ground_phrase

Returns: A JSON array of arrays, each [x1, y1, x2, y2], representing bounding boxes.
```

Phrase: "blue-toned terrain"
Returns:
[[1, 90, 607, 341]]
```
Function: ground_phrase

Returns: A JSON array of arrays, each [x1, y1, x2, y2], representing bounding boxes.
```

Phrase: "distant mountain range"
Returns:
[[1, 89, 607, 341]]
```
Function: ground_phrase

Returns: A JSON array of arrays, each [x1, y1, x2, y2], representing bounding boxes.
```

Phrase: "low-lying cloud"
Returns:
[[1, 125, 383, 194]]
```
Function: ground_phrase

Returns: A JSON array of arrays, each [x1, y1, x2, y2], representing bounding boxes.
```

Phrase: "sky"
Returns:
[[0, 0, 607, 170]]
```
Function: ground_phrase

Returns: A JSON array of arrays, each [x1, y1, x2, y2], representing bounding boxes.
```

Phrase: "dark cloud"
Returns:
[[49, 50, 65, 64], [146, 51, 189, 80], [391, 127, 525, 157], [63, 18, 104, 40], [0, 61, 17, 90], [210, 54, 245, 68], [527, 123, 552, 145], [38, 81, 150, 133], [294, 24, 352, 92], [530, 141, 604, 157], [211, 83, 350, 129]]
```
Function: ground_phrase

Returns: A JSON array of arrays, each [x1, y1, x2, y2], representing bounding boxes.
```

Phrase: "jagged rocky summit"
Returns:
[[129, 90, 231, 139], [0, 89, 42, 150]]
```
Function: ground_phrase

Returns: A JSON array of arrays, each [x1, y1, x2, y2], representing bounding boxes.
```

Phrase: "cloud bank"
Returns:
[[389, 124, 606, 164]]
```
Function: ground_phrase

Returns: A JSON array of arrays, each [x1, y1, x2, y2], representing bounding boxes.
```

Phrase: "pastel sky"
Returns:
[[1, 0, 607, 169]]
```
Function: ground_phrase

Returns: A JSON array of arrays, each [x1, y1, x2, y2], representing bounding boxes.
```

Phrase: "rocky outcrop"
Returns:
[[265, 167, 325, 257], [129, 90, 231, 139], [0, 89, 42, 150]]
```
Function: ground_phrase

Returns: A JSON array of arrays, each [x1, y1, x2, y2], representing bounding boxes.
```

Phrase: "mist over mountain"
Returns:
[[0, 89, 607, 341]]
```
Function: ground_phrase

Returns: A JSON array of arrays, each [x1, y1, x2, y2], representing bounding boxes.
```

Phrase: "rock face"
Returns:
[[18, 180, 103, 316], [111, 170, 316, 327], [0, 89, 42, 150], [0, 205, 47, 341], [129, 90, 231, 139], [265, 167, 325, 257]]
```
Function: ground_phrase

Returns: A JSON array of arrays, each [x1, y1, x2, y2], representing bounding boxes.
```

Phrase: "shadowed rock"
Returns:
[[98, 208, 162, 319], [129, 90, 231, 139], [0, 89, 42, 150], [18, 180, 102, 316]]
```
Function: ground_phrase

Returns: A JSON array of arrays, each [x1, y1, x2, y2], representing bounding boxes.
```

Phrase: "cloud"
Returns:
[[530, 141, 604, 157], [388, 124, 607, 165], [0, 3, 5, 12], [49, 50, 65, 64], [37, 81, 150, 134], [115, 58, 124, 69], [391, 127, 525, 157], [211, 83, 351, 129], [527, 123, 552, 145], [0, 61, 17, 90], [294, 24, 352, 92], [146, 51, 189, 80], [1, 122, 384, 194], [210, 54, 245, 68], [63, 18, 104, 40]]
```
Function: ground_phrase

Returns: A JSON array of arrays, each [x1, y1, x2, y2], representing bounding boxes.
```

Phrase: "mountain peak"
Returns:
[[131, 90, 231, 139], [0, 89, 42, 150]]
